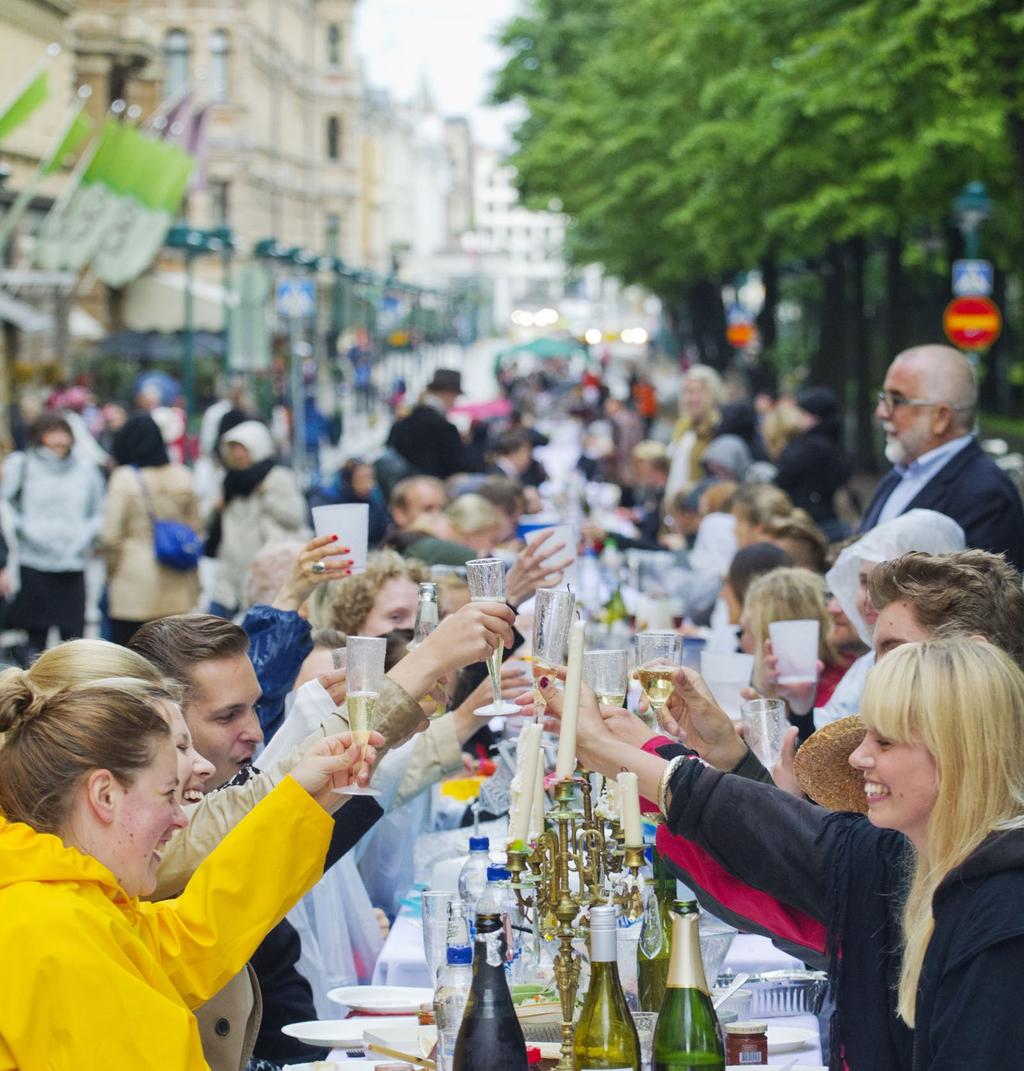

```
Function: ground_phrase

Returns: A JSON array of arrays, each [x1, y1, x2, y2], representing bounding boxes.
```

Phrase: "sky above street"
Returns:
[[354, 0, 524, 147]]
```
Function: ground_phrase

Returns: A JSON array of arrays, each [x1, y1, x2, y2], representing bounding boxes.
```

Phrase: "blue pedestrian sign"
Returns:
[[276, 278, 316, 319], [952, 259, 993, 297]]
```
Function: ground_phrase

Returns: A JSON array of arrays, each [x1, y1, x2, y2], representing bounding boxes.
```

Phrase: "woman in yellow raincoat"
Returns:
[[0, 675, 381, 1070]]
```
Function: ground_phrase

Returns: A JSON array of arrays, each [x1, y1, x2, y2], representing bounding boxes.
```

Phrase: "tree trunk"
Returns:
[[883, 233, 906, 360], [847, 236, 875, 470], [753, 252, 779, 395], [810, 243, 847, 397], [687, 278, 729, 371]]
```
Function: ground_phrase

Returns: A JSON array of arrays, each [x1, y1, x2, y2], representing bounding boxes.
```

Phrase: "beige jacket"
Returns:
[[152, 676, 459, 1071], [99, 464, 201, 620], [211, 465, 307, 611]]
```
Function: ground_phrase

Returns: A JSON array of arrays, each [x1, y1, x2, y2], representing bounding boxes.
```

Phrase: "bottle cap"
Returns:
[[418, 582, 439, 600], [526, 1046, 542, 1066], [589, 903, 617, 931], [469, 836, 489, 851], [447, 945, 472, 965], [724, 1021, 768, 1035], [486, 865, 509, 881]]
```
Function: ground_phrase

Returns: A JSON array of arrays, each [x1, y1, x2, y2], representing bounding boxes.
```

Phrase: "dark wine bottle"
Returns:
[[452, 911, 528, 1071], [651, 901, 724, 1071], [638, 848, 675, 1013], [573, 904, 640, 1071]]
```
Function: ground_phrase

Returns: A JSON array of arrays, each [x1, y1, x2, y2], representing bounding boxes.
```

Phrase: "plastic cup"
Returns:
[[769, 619, 820, 685], [741, 697, 789, 770], [524, 524, 578, 589], [312, 503, 369, 572], [700, 651, 755, 720]]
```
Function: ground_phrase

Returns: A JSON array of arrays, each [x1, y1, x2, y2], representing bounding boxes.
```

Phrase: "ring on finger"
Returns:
[[311, 561, 327, 575]]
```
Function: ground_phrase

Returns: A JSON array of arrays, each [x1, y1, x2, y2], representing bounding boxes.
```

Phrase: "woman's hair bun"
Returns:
[[0, 668, 48, 733]]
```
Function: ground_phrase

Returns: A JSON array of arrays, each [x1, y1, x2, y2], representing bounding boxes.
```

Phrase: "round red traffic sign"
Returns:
[[943, 296, 1001, 351]]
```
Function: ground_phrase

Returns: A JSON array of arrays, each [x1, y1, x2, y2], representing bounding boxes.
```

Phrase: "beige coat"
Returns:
[[100, 464, 201, 621], [212, 464, 308, 611], [153, 676, 452, 1071]]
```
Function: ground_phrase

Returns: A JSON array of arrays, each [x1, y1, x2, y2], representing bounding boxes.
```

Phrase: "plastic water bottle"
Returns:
[[457, 836, 491, 922], [478, 865, 521, 979], [446, 899, 471, 952], [434, 943, 473, 1071]]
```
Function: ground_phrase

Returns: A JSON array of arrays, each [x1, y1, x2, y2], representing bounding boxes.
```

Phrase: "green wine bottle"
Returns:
[[573, 904, 640, 1071], [638, 849, 675, 1013], [651, 901, 724, 1071]]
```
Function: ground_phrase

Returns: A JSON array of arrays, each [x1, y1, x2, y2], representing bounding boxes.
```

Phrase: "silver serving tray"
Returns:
[[737, 969, 829, 1018]]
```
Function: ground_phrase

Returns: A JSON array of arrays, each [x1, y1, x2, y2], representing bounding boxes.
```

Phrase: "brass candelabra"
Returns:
[[507, 770, 646, 1071]]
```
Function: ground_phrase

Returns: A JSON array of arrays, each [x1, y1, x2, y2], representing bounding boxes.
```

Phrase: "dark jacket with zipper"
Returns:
[[661, 754, 1024, 1070]]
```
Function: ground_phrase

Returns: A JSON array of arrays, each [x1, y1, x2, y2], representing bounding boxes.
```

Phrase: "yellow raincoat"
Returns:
[[0, 776, 332, 1070]]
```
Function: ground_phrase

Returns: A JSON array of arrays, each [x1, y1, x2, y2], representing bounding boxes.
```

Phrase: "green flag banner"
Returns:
[[0, 68, 49, 144], [42, 110, 93, 175]]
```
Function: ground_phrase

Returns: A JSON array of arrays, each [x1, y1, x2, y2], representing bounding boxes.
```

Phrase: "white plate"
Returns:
[[766, 1025, 818, 1054], [328, 985, 435, 1014], [282, 1015, 418, 1048], [281, 1020, 367, 1049]]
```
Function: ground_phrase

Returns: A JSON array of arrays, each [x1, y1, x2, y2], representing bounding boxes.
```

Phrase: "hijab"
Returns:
[[219, 421, 278, 505], [112, 414, 170, 468], [826, 508, 966, 646]]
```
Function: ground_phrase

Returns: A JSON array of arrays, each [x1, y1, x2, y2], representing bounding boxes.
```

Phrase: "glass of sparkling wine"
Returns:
[[466, 557, 521, 717], [338, 635, 386, 796], [584, 648, 630, 708], [635, 631, 683, 726], [531, 588, 577, 719]]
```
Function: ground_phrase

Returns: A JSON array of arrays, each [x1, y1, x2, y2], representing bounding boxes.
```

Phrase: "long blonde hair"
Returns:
[[860, 639, 1024, 1024], [743, 567, 838, 691]]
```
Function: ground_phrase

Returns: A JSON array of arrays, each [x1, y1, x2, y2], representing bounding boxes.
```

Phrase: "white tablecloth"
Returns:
[[371, 913, 823, 1066]]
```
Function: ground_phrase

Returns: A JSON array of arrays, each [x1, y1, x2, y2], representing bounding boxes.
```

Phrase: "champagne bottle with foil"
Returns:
[[638, 849, 675, 1013], [651, 901, 724, 1071], [452, 910, 528, 1071], [574, 904, 640, 1071]]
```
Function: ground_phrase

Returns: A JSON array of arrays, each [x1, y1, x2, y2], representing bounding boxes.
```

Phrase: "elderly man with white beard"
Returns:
[[858, 343, 1024, 569]]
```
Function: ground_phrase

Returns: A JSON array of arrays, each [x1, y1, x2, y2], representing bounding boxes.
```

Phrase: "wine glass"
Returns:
[[466, 558, 520, 716], [584, 648, 630, 708], [531, 588, 577, 719], [336, 635, 386, 796], [634, 632, 683, 728], [420, 890, 454, 982]]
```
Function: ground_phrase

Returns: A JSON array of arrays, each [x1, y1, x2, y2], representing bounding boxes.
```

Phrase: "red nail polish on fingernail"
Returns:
[[330, 534, 338, 541], [341, 546, 350, 553], [344, 569, 352, 575], [539, 676, 550, 689]]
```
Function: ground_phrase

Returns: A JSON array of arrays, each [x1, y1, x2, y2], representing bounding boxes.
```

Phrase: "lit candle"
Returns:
[[508, 723, 543, 846], [555, 619, 586, 780], [618, 771, 642, 847]]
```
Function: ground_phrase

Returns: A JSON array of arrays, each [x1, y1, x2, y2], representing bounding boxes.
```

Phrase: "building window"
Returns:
[[164, 29, 191, 100], [211, 180, 230, 226], [327, 23, 342, 68], [209, 29, 230, 102], [325, 212, 341, 256], [326, 115, 341, 162]]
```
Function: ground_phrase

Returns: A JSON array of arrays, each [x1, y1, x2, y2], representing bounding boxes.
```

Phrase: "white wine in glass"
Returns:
[[337, 636, 386, 796], [635, 632, 683, 727], [636, 667, 674, 709], [584, 648, 630, 714], [595, 689, 628, 708]]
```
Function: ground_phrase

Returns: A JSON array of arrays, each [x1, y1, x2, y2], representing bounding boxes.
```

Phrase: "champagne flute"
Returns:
[[336, 635, 386, 796], [531, 588, 577, 719], [635, 631, 683, 727], [466, 557, 520, 716], [584, 648, 630, 708]]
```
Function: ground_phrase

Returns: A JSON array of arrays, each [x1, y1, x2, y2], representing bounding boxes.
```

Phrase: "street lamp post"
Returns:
[[953, 181, 991, 260]]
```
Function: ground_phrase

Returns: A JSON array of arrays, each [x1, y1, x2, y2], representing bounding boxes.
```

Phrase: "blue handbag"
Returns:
[[133, 468, 202, 571]]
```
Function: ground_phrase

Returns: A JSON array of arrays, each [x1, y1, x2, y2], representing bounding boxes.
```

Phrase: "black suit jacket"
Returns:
[[859, 439, 1024, 569], [387, 404, 466, 479]]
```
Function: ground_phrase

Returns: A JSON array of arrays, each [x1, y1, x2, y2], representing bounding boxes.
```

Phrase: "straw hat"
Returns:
[[794, 715, 868, 814]]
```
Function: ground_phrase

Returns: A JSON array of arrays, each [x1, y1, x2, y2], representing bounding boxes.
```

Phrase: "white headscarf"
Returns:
[[826, 509, 966, 646], [219, 419, 275, 465]]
